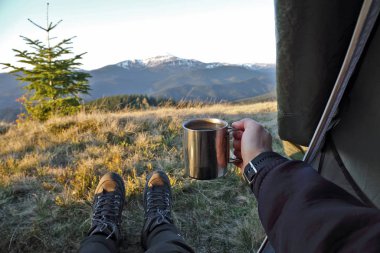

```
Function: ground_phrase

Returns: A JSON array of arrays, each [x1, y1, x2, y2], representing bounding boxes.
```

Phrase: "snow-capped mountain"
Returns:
[[116, 55, 273, 70], [142, 55, 205, 68], [89, 55, 275, 101], [117, 55, 205, 69], [242, 63, 275, 70]]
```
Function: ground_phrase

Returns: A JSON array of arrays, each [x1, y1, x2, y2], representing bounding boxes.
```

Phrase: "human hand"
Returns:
[[231, 118, 273, 171]]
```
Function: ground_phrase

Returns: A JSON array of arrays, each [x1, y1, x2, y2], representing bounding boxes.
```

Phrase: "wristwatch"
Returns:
[[243, 151, 287, 186], [243, 161, 258, 185]]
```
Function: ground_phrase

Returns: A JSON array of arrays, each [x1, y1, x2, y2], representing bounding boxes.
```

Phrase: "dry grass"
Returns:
[[0, 101, 281, 253]]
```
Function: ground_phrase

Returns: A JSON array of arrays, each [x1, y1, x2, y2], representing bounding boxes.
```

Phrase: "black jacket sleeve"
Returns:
[[251, 152, 380, 253]]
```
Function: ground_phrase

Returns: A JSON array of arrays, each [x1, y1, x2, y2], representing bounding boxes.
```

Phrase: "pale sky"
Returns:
[[0, 0, 276, 71]]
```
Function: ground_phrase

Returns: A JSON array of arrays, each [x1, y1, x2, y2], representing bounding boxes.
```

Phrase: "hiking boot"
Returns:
[[141, 170, 173, 249], [87, 172, 125, 243]]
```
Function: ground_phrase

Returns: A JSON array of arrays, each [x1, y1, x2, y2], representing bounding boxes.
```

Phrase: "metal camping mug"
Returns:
[[182, 118, 241, 180]]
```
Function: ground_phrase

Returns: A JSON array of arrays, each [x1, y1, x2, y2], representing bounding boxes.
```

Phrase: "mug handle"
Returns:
[[227, 127, 242, 164]]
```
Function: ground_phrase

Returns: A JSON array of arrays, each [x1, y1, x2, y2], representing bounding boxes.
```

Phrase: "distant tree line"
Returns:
[[85, 95, 176, 111], [85, 94, 216, 112]]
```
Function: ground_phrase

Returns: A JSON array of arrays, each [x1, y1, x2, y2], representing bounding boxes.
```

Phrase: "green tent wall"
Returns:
[[262, 1, 380, 252], [276, 0, 380, 206]]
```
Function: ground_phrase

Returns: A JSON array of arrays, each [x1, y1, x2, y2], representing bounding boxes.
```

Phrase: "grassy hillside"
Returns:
[[0, 101, 281, 253]]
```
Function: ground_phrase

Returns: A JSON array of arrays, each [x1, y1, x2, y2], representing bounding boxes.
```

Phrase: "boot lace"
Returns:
[[92, 193, 121, 239], [146, 189, 172, 224]]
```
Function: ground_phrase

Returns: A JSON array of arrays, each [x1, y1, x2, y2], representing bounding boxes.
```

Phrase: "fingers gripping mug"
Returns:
[[182, 118, 240, 180]]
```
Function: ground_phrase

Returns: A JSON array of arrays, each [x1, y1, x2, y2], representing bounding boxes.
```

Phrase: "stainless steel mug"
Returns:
[[182, 118, 239, 180]]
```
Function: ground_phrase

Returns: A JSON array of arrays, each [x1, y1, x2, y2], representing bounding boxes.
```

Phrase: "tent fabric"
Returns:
[[276, 0, 380, 205], [330, 19, 380, 207], [312, 135, 376, 207], [276, 0, 363, 146], [263, 1, 380, 252], [276, 0, 380, 206]]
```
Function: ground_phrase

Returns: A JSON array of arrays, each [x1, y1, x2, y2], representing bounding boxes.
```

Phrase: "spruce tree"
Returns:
[[2, 3, 91, 121]]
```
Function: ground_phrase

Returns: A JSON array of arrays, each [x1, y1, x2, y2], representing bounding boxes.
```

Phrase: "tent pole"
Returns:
[[304, 0, 380, 163]]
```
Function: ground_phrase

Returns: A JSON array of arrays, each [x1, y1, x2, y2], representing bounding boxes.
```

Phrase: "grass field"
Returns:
[[0, 101, 281, 253]]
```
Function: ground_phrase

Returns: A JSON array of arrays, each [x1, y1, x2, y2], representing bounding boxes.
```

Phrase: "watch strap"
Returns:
[[243, 161, 258, 185], [243, 151, 287, 185]]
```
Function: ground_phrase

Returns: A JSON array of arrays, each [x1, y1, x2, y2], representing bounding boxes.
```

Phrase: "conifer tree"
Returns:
[[2, 3, 91, 121]]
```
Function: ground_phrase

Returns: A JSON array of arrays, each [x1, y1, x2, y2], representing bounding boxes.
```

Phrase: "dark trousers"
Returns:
[[79, 223, 194, 253]]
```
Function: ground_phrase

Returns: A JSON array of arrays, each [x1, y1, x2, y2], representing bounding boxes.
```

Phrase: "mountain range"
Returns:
[[0, 55, 275, 121]]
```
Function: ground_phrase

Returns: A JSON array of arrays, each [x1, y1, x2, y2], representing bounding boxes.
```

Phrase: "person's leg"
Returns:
[[141, 171, 194, 253], [79, 172, 126, 253], [143, 223, 194, 253], [79, 234, 118, 253]]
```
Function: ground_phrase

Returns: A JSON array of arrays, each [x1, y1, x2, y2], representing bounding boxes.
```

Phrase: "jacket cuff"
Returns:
[[249, 151, 289, 196]]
